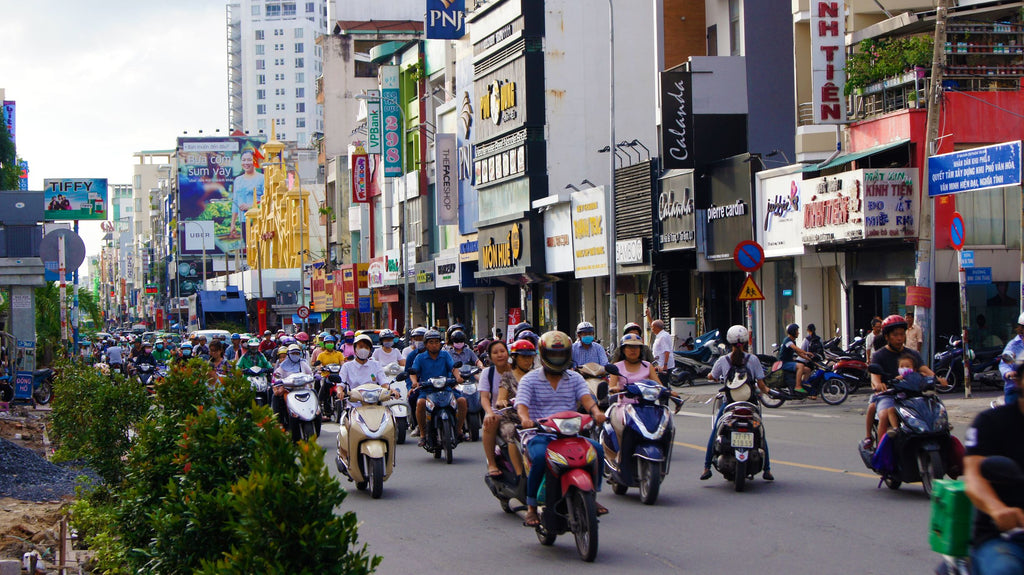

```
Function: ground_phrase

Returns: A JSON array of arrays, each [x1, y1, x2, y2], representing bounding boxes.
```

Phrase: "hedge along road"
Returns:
[[317, 401, 947, 574]]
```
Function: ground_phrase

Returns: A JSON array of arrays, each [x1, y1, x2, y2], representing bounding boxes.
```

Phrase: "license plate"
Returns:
[[731, 431, 754, 448]]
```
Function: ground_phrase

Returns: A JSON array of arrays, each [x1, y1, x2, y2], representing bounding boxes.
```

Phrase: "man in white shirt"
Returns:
[[651, 319, 674, 376]]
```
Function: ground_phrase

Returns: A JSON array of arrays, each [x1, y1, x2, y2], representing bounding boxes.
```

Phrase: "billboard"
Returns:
[[44, 178, 108, 221], [435, 133, 457, 225], [2, 101, 14, 144], [426, 0, 466, 39], [176, 136, 266, 256], [660, 71, 694, 170], [380, 66, 403, 176], [571, 187, 609, 278]]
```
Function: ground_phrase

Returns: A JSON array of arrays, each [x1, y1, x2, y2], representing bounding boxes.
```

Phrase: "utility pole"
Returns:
[[606, 0, 618, 349], [915, 0, 950, 362]]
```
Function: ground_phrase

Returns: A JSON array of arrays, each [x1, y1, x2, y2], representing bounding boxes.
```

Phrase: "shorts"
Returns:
[[870, 393, 895, 412], [782, 361, 798, 372]]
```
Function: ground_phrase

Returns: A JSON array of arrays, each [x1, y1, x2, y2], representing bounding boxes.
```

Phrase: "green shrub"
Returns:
[[845, 36, 933, 95]]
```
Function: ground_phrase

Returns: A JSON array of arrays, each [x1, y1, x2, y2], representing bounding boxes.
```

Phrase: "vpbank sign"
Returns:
[[426, 0, 465, 39]]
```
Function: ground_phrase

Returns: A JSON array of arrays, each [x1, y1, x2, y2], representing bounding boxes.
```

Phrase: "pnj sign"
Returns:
[[426, 0, 465, 40]]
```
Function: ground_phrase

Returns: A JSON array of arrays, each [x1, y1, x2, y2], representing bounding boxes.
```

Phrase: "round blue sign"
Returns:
[[734, 241, 765, 272], [950, 212, 965, 250]]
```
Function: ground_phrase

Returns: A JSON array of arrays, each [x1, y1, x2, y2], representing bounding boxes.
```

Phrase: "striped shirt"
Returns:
[[571, 340, 608, 367], [515, 369, 590, 420]]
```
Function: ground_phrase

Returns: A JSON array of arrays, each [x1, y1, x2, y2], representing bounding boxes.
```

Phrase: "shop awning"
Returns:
[[804, 139, 911, 172]]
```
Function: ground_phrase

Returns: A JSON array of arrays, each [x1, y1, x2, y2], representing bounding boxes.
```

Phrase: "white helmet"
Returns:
[[1017, 312, 1024, 326], [726, 325, 749, 345]]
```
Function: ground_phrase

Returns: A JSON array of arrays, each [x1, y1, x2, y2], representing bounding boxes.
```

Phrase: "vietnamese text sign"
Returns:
[[381, 66, 403, 177], [571, 187, 609, 278], [366, 89, 382, 154], [928, 141, 1021, 197], [810, 1, 846, 123], [44, 178, 108, 221], [802, 169, 916, 244], [960, 250, 974, 267], [435, 133, 458, 225], [966, 267, 992, 285], [426, 0, 465, 39]]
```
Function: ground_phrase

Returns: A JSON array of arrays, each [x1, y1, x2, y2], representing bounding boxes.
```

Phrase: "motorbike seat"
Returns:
[[675, 347, 710, 362], [33, 369, 52, 378]]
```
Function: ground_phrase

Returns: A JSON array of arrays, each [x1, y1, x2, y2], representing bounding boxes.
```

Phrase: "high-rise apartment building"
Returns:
[[227, 0, 332, 148]]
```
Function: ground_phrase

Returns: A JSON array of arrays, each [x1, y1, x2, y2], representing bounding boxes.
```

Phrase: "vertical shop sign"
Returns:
[[811, 1, 846, 123], [381, 66, 403, 176]]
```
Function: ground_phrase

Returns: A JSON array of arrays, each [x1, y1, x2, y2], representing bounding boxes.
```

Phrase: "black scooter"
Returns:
[[483, 406, 528, 514]]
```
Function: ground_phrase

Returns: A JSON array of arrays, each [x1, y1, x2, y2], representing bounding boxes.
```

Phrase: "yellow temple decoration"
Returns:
[[246, 126, 311, 269]]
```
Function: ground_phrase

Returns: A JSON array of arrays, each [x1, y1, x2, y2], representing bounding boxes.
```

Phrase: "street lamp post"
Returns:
[[355, 92, 410, 333], [606, 0, 618, 348]]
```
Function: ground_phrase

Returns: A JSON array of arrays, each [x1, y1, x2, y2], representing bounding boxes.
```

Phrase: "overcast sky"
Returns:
[[0, 1, 228, 264]]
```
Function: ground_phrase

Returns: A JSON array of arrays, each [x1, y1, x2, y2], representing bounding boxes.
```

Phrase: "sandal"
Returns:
[[596, 503, 609, 516], [486, 468, 503, 478], [523, 510, 541, 527], [794, 388, 809, 395]]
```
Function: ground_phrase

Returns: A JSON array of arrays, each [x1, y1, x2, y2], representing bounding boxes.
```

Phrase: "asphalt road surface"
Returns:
[[317, 391, 988, 574]]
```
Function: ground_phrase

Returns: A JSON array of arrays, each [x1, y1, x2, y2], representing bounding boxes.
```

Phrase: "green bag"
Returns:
[[929, 479, 974, 557]]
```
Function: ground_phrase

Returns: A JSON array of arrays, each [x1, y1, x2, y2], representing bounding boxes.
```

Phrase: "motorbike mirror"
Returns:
[[771, 343, 779, 350], [452, 361, 463, 369], [395, 372, 408, 382], [603, 363, 620, 376]]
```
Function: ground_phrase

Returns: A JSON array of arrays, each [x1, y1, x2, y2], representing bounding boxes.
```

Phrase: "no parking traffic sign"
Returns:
[[733, 241, 764, 273], [950, 212, 965, 250]]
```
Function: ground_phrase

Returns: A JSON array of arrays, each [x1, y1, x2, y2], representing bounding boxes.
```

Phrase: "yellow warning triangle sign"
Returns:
[[737, 276, 765, 301]]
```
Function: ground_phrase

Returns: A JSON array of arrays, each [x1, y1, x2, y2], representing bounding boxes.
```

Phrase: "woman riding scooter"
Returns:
[[481, 339, 534, 478], [700, 325, 775, 482], [609, 333, 661, 392]]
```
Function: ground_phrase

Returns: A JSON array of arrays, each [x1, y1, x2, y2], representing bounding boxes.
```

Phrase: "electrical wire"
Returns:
[[944, 87, 1024, 119]]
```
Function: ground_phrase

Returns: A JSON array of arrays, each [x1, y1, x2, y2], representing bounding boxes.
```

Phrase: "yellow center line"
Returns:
[[674, 441, 878, 479]]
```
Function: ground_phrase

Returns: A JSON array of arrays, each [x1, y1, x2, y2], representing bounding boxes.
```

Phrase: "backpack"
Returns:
[[871, 433, 896, 475], [484, 365, 500, 398], [725, 356, 752, 387]]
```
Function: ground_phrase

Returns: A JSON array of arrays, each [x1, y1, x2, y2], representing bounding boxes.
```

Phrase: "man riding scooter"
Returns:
[[410, 330, 465, 447]]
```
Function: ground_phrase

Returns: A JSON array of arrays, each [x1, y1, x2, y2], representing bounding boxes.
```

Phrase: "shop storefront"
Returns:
[[614, 161, 657, 338], [457, 237, 498, 339], [651, 169, 697, 339]]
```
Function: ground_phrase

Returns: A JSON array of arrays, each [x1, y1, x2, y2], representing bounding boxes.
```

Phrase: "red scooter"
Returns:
[[520, 411, 602, 562]]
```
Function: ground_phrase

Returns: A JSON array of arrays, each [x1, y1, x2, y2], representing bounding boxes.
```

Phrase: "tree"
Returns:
[[34, 282, 103, 363], [0, 119, 18, 191]]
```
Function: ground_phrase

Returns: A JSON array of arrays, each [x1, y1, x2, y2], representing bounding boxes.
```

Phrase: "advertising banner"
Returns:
[[426, 0, 466, 39], [571, 187, 609, 278], [435, 254, 459, 288], [477, 219, 533, 278], [366, 89, 382, 155], [543, 202, 574, 273], [44, 178, 108, 221], [928, 141, 1022, 197], [2, 101, 14, 144], [176, 136, 266, 256], [802, 168, 917, 244], [456, 53, 478, 235], [658, 170, 696, 251], [352, 150, 369, 203], [368, 256, 386, 289], [660, 71, 694, 170], [757, 169, 805, 258], [704, 155, 754, 260], [810, 1, 846, 124], [380, 66, 403, 176], [325, 272, 335, 310], [435, 133, 458, 225]]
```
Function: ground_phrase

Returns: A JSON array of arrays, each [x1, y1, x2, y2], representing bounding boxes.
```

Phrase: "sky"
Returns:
[[0, 1, 229, 271]]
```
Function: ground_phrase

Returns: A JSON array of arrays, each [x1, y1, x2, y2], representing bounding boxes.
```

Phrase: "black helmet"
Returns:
[[450, 330, 467, 344], [786, 323, 799, 337], [513, 322, 534, 340], [446, 323, 465, 341]]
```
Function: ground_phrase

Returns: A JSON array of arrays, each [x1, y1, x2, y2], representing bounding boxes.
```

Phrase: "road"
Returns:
[[316, 389, 994, 574]]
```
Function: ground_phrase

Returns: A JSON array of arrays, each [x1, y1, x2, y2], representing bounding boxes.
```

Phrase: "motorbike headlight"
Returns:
[[461, 383, 477, 395], [640, 385, 661, 403], [361, 388, 382, 404], [425, 398, 435, 411], [897, 407, 929, 433], [935, 404, 949, 430], [553, 416, 582, 436], [546, 448, 569, 472], [585, 443, 597, 464]]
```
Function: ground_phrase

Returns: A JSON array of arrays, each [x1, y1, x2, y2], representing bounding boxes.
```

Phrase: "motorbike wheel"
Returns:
[[0, 383, 12, 403], [356, 480, 368, 491], [468, 413, 481, 443], [499, 497, 514, 514], [820, 380, 849, 405], [571, 489, 600, 562], [536, 524, 557, 546], [611, 480, 628, 496], [33, 379, 53, 405], [442, 419, 454, 464], [759, 392, 785, 409], [836, 369, 864, 393], [884, 475, 902, 490], [301, 421, 316, 441], [935, 364, 961, 394], [734, 460, 747, 492], [638, 460, 662, 505], [396, 418, 408, 445], [918, 450, 944, 497], [369, 457, 384, 499], [669, 369, 693, 389]]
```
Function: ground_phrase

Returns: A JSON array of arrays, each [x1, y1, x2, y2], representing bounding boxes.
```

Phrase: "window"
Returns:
[[257, 89, 266, 100], [296, 102, 305, 113], [295, 57, 304, 68], [275, 103, 285, 111], [306, 2, 314, 13], [296, 117, 306, 128], [275, 88, 285, 96], [279, 132, 286, 140], [255, 44, 265, 55], [295, 72, 305, 83], [266, 4, 281, 17], [274, 43, 283, 51], [251, 4, 260, 16], [256, 59, 265, 70], [706, 25, 718, 57], [257, 104, 267, 115], [257, 74, 266, 85], [295, 87, 304, 98], [729, 0, 742, 56], [294, 42, 304, 53], [275, 58, 284, 66], [275, 118, 286, 126], [274, 73, 285, 80], [255, 30, 264, 40], [298, 132, 306, 143], [257, 119, 267, 131], [274, 28, 284, 36], [295, 27, 304, 38], [283, 3, 296, 16], [354, 60, 378, 78]]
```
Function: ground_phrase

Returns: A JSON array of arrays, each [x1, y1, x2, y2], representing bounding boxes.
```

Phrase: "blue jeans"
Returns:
[[526, 433, 603, 506], [972, 537, 1024, 575], [1005, 383, 1020, 407], [703, 402, 771, 472]]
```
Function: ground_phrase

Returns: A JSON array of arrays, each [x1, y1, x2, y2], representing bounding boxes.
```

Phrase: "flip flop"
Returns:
[[596, 504, 609, 516], [794, 388, 809, 395], [523, 511, 541, 527], [486, 469, 503, 478]]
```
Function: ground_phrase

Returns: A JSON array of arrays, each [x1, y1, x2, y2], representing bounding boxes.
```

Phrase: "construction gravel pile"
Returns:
[[0, 438, 97, 502]]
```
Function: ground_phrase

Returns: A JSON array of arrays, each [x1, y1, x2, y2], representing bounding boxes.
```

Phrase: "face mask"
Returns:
[[156, 345, 163, 350], [325, 343, 335, 350], [581, 335, 595, 345], [355, 348, 371, 360], [415, 340, 425, 350], [182, 350, 192, 357], [289, 353, 301, 362], [382, 340, 393, 349], [454, 342, 465, 350], [898, 366, 914, 378]]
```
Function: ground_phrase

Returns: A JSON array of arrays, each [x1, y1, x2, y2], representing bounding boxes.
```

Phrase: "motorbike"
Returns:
[[380, 362, 409, 444], [135, 362, 157, 394], [244, 365, 271, 407], [707, 374, 767, 492], [335, 382, 397, 499], [520, 411, 603, 562], [410, 370, 461, 464], [457, 365, 485, 442], [857, 368, 961, 496], [668, 329, 724, 387], [2, 369, 55, 405], [821, 335, 870, 393], [319, 363, 343, 422], [484, 406, 529, 514], [577, 362, 613, 410], [600, 370, 683, 505], [933, 335, 1006, 394], [759, 357, 852, 407], [275, 372, 321, 442]]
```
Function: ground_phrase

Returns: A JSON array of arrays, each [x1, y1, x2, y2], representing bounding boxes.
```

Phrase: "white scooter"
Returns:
[[381, 362, 409, 444], [276, 372, 321, 442]]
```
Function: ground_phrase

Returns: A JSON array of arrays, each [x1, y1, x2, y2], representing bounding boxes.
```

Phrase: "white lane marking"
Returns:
[[675, 410, 786, 420]]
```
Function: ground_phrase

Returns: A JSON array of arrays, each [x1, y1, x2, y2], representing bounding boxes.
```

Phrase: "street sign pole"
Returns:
[[734, 241, 766, 352], [59, 234, 68, 347], [73, 219, 80, 358], [958, 248, 971, 399]]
